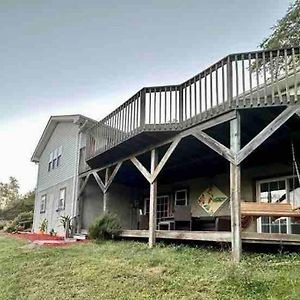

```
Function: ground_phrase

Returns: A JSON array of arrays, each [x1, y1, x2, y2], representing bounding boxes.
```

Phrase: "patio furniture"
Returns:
[[138, 215, 149, 230], [174, 205, 192, 230], [241, 202, 300, 217], [158, 218, 175, 230]]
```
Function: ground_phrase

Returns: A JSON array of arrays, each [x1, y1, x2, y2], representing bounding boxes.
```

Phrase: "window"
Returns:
[[144, 195, 170, 223], [48, 146, 62, 171], [40, 195, 46, 213], [257, 175, 300, 234], [48, 152, 53, 172], [175, 189, 188, 206], [57, 146, 62, 167], [58, 188, 66, 210]]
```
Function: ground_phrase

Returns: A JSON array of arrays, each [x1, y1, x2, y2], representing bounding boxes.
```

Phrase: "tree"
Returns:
[[0, 177, 20, 210], [0, 177, 35, 221], [260, 1, 300, 49]]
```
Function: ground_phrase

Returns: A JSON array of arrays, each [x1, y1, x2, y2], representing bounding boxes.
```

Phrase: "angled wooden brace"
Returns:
[[92, 171, 105, 192], [236, 106, 300, 165], [78, 173, 91, 197], [130, 157, 152, 182], [150, 137, 181, 183], [103, 161, 123, 193], [192, 131, 236, 164]]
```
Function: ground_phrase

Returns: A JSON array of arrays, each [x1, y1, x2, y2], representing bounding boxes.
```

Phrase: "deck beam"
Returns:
[[236, 106, 300, 164]]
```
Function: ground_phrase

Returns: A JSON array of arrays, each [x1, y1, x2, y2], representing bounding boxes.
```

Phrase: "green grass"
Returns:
[[0, 234, 300, 300]]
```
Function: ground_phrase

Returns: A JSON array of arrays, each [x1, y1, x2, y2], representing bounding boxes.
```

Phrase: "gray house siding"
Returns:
[[33, 122, 81, 234], [81, 180, 103, 229], [33, 177, 74, 234], [36, 122, 79, 192]]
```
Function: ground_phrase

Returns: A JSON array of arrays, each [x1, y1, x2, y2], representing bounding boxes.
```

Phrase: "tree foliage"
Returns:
[[0, 177, 35, 221], [260, 1, 300, 49], [0, 176, 20, 210]]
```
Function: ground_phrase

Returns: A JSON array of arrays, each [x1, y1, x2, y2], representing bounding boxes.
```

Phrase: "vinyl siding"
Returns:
[[33, 177, 74, 234], [33, 121, 82, 234], [36, 122, 79, 192]]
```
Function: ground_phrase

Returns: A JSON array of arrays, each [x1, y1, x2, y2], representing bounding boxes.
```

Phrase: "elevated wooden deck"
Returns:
[[86, 47, 300, 168], [120, 230, 300, 246]]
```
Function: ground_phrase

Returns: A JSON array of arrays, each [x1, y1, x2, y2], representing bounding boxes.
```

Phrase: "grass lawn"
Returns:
[[1, 234, 300, 300]]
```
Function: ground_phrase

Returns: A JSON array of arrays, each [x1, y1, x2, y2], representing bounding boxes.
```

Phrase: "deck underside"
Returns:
[[120, 230, 300, 246]]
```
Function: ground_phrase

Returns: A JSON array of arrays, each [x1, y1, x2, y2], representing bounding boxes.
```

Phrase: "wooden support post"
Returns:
[[103, 168, 110, 212], [230, 112, 241, 263], [149, 149, 158, 248], [76, 195, 83, 233]]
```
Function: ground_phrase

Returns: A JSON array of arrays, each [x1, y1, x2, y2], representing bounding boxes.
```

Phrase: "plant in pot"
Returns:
[[49, 228, 57, 236], [39, 218, 48, 234], [59, 215, 72, 238]]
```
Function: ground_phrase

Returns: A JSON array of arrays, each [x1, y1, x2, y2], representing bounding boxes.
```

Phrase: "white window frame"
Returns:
[[48, 146, 63, 172], [57, 146, 62, 167], [58, 187, 66, 211], [175, 189, 188, 206], [256, 175, 298, 234], [144, 195, 170, 223], [48, 152, 53, 172], [40, 194, 46, 213]]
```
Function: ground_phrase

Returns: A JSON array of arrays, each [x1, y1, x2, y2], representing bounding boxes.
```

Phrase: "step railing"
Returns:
[[86, 47, 300, 160]]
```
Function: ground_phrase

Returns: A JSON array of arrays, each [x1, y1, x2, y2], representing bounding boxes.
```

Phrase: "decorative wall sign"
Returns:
[[198, 185, 228, 216]]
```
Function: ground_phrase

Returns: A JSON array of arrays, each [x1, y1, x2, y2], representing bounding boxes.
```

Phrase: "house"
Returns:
[[31, 115, 96, 234], [32, 46, 300, 262]]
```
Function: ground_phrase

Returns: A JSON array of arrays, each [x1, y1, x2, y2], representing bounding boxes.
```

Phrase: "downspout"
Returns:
[[71, 127, 82, 229]]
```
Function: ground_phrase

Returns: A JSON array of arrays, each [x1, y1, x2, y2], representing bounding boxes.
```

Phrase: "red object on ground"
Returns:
[[12, 232, 64, 241], [8, 232, 88, 247]]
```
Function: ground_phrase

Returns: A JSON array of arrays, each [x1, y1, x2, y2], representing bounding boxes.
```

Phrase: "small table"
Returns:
[[158, 220, 175, 230]]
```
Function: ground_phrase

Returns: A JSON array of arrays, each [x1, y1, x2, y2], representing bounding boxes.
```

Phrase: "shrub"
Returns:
[[88, 213, 121, 240], [4, 221, 18, 233], [14, 211, 33, 230], [0, 220, 7, 230]]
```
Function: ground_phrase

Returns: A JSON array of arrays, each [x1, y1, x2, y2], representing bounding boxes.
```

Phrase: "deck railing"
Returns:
[[86, 47, 300, 160]]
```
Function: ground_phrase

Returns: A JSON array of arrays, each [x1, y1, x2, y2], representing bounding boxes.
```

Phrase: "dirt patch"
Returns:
[[147, 266, 167, 275]]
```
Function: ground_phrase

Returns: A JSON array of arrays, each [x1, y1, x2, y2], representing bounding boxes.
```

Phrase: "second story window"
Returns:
[[175, 189, 188, 206], [58, 188, 66, 210], [48, 146, 62, 172], [40, 194, 46, 213]]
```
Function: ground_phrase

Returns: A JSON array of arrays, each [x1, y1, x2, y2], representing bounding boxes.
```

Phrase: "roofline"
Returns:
[[31, 114, 96, 163]]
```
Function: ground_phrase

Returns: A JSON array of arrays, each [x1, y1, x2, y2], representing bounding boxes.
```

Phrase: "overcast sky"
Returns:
[[0, 0, 292, 193]]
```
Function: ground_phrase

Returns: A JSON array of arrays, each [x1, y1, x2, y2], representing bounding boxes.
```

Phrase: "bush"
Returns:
[[0, 220, 7, 230], [14, 211, 33, 230], [4, 221, 18, 233], [88, 213, 121, 240]]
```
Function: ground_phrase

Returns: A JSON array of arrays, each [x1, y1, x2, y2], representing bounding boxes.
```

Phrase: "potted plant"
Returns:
[[39, 218, 48, 234], [59, 215, 72, 239]]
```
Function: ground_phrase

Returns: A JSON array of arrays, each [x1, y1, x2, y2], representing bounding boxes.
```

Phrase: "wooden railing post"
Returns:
[[149, 148, 158, 248], [140, 88, 146, 128], [227, 55, 233, 108], [230, 111, 241, 263], [178, 85, 184, 124]]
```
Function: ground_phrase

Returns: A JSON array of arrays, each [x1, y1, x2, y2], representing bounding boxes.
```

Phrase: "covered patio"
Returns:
[[79, 106, 300, 261]]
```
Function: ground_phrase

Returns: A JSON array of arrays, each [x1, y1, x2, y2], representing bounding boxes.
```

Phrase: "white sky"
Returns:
[[0, 0, 291, 194]]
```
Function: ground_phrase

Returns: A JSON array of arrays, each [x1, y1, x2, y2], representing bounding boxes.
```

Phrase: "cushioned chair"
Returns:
[[174, 205, 192, 231], [138, 214, 149, 230]]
